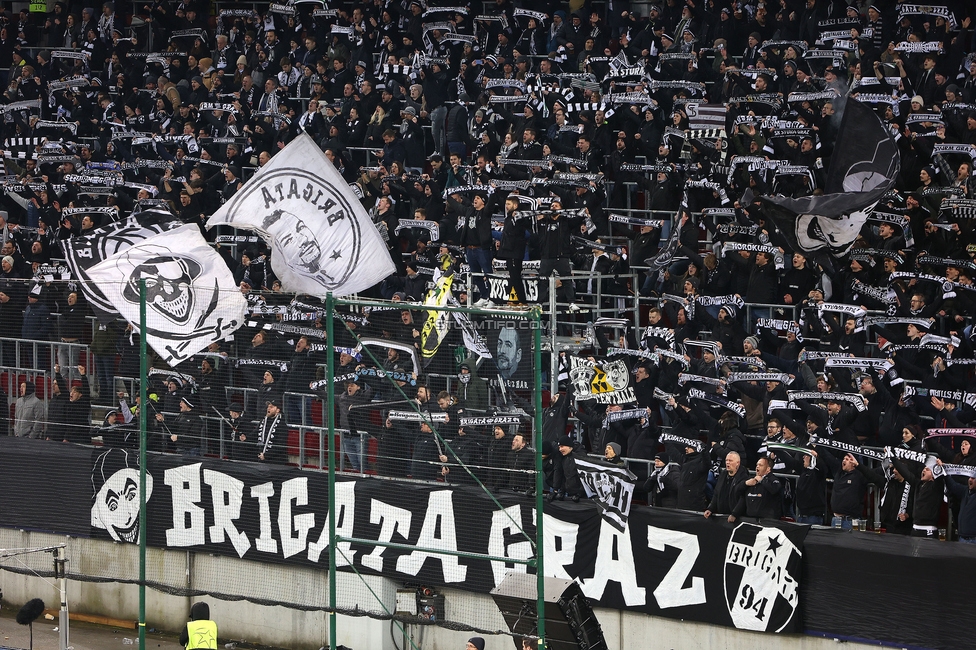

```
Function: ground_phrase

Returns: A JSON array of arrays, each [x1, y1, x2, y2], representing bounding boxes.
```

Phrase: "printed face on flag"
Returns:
[[492, 324, 525, 381], [762, 100, 899, 258], [794, 203, 877, 254], [87, 224, 247, 366], [206, 134, 395, 297]]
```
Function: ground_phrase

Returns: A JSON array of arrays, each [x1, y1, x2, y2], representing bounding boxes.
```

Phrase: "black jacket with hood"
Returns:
[[179, 601, 215, 649]]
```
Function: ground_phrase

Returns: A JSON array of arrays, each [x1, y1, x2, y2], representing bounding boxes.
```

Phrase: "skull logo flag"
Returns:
[[86, 224, 247, 366], [206, 133, 396, 297], [759, 99, 900, 259], [61, 209, 185, 321]]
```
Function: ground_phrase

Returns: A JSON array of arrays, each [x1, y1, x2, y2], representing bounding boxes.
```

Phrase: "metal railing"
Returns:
[[583, 450, 883, 526]]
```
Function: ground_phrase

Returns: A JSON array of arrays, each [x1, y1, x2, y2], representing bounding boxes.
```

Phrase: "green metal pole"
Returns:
[[326, 292, 337, 650], [533, 309, 546, 649], [139, 279, 148, 650]]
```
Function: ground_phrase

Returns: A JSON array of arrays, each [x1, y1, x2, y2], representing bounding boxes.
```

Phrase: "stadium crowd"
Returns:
[[0, 0, 974, 541]]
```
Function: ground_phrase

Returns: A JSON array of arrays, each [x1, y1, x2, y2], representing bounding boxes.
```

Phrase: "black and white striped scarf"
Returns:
[[258, 414, 283, 457]]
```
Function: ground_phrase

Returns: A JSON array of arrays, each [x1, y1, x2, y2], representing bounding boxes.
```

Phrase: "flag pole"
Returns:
[[138, 279, 148, 650]]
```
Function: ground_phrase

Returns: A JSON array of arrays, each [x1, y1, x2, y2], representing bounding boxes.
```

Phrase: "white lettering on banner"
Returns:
[[307, 481, 357, 566], [165, 463, 206, 546], [251, 482, 279, 554], [396, 491, 468, 583], [279, 477, 315, 559], [361, 499, 413, 572], [724, 523, 801, 632], [488, 277, 539, 301], [144, 462, 813, 630], [580, 520, 646, 606], [646, 526, 706, 609], [204, 469, 250, 557], [539, 510, 578, 580], [488, 505, 532, 586], [726, 541, 798, 605]]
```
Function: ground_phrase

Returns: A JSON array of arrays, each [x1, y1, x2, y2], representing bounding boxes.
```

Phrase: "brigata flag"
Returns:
[[62, 209, 185, 320], [86, 224, 247, 366], [206, 133, 395, 296], [761, 99, 900, 258], [574, 457, 638, 532]]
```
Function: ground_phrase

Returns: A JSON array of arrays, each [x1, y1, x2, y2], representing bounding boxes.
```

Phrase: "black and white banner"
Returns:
[[789, 391, 866, 411], [760, 100, 898, 258], [394, 219, 440, 241], [659, 432, 704, 452], [207, 134, 395, 297], [824, 357, 893, 370], [575, 458, 637, 532], [897, 4, 956, 28], [934, 463, 976, 479], [688, 388, 747, 417], [0, 439, 808, 633], [697, 294, 746, 308], [458, 415, 523, 427], [85, 224, 247, 366], [487, 275, 540, 303], [62, 210, 186, 321], [387, 410, 450, 423], [570, 357, 637, 404], [808, 436, 885, 460], [727, 372, 792, 384]]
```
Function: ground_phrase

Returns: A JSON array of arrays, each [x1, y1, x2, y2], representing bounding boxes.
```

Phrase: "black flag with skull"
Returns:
[[759, 99, 900, 259]]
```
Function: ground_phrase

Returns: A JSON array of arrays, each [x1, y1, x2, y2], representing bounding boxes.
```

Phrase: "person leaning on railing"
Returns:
[[942, 460, 976, 544], [813, 448, 873, 531], [549, 435, 587, 503], [728, 457, 783, 523]]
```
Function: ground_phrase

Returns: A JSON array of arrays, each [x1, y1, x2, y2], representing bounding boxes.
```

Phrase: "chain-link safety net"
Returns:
[[327, 292, 544, 639], [0, 275, 546, 643]]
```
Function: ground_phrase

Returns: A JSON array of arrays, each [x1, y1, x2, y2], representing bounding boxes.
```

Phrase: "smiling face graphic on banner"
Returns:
[[91, 448, 154, 543]]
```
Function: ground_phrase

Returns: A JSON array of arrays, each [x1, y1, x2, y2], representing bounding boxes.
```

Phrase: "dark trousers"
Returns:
[[465, 247, 492, 298], [539, 257, 574, 303], [504, 257, 527, 303]]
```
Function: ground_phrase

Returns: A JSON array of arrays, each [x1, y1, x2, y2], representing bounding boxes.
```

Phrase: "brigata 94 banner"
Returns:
[[0, 438, 807, 633]]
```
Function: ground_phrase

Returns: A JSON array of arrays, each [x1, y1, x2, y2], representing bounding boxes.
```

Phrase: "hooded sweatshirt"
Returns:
[[14, 381, 45, 439]]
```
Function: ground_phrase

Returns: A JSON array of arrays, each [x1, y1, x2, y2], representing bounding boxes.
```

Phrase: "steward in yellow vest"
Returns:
[[179, 601, 217, 650]]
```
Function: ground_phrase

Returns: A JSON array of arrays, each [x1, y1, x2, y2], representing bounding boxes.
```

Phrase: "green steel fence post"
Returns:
[[533, 308, 546, 649], [326, 292, 337, 650], [139, 279, 147, 650]]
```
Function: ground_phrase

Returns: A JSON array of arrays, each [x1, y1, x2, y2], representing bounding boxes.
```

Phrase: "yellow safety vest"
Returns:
[[185, 619, 218, 650]]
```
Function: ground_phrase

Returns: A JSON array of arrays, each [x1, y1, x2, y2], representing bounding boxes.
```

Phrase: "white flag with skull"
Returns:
[[86, 224, 247, 366], [206, 133, 396, 297]]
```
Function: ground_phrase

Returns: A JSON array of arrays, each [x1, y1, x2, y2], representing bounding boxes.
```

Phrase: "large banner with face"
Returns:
[[0, 438, 812, 634], [485, 318, 534, 389]]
